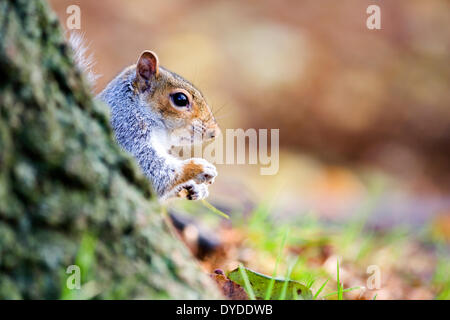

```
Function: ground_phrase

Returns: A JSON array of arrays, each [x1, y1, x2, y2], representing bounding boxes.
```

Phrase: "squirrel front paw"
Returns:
[[182, 158, 217, 185], [177, 180, 209, 200], [161, 158, 217, 201]]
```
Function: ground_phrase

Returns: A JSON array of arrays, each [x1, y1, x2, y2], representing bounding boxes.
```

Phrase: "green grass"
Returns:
[[315, 260, 359, 300], [278, 257, 298, 300], [60, 232, 98, 300], [238, 263, 256, 300], [433, 251, 450, 300], [337, 259, 343, 300], [232, 203, 414, 300], [313, 279, 329, 300], [265, 228, 289, 300], [174, 185, 449, 300], [322, 287, 360, 299], [235, 233, 363, 300]]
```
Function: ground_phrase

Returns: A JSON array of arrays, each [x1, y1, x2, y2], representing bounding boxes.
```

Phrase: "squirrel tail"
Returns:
[[67, 32, 100, 87]]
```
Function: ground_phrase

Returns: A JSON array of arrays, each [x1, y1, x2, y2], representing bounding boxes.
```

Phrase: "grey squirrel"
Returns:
[[70, 34, 220, 201]]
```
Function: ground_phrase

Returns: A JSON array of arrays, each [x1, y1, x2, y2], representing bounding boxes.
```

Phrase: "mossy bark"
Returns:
[[0, 0, 221, 299]]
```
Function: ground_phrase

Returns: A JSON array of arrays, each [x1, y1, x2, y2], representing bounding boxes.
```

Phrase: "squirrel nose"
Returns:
[[206, 127, 221, 139]]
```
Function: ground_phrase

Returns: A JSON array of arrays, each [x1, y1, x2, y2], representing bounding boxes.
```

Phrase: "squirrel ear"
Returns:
[[136, 50, 159, 81]]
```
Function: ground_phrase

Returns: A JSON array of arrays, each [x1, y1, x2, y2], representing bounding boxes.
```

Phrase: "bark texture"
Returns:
[[0, 0, 221, 299]]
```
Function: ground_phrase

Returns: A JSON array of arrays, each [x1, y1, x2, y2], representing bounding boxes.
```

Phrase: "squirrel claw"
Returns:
[[177, 180, 209, 200]]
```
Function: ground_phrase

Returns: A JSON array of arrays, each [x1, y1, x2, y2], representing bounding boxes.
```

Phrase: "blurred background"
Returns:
[[50, 0, 450, 299]]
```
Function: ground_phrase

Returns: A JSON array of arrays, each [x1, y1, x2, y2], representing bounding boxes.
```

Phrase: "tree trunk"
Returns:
[[0, 0, 221, 299]]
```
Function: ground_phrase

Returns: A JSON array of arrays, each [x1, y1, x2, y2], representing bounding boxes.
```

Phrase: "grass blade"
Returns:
[[265, 228, 289, 300], [323, 286, 360, 298], [336, 259, 343, 300], [238, 264, 256, 300], [313, 279, 329, 300], [278, 257, 298, 300], [201, 200, 230, 219], [307, 278, 315, 289]]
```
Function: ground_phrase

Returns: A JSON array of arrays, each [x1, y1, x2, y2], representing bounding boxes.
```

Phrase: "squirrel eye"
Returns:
[[171, 92, 190, 108]]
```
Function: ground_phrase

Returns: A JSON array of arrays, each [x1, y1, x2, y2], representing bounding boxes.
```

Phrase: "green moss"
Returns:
[[0, 0, 221, 300]]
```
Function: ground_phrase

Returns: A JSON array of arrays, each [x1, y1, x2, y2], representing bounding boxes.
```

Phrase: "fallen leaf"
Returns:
[[210, 269, 248, 300], [227, 267, 313, 300]]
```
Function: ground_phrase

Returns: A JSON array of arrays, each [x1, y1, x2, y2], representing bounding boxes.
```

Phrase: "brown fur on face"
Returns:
[[151, 67, 218, 137], [134, 63, 218, 143]]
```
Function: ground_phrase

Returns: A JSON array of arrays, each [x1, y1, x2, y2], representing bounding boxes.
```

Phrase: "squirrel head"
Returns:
[[134, 51, 220, 146]]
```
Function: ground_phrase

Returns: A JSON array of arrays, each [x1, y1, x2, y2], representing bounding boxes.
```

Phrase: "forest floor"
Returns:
[[170, 152, 450, 300], [172, 201, 449, 300]]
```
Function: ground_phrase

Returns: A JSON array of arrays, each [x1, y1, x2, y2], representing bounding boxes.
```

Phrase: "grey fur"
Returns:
[[68, 32, 100, 86], [68, 34, 216, 200], [98, 67, 177, 198]]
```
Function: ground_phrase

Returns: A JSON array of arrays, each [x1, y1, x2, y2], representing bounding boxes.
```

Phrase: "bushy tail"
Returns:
[[67, 32, 100, 87]]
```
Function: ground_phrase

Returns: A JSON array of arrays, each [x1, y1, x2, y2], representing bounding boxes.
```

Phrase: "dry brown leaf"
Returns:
[[210, 269, 248, 300]]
